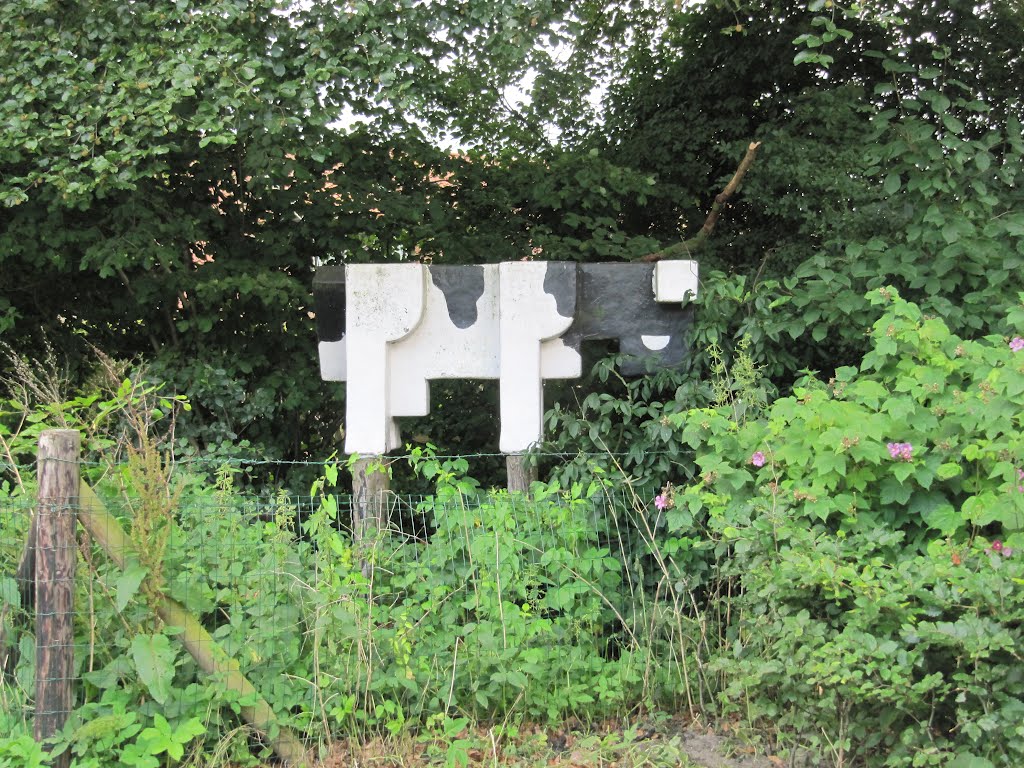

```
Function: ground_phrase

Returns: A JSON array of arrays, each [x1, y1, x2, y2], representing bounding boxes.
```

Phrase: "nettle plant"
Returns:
[[659, 288, 1024, 766], [312, 450, 642, 729]]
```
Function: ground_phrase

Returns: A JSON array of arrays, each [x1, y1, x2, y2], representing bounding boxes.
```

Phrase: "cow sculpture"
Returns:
[[314, 260, 698, 455]]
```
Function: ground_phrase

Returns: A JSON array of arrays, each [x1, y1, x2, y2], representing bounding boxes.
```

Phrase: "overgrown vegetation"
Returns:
[[3, 0, 1024, 765], [2, 289, 1023, 766]]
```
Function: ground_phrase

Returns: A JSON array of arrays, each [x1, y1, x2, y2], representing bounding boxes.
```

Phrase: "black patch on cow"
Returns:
[[542, 262, 578, 319], [430, 265, 485, 329], [563, 264, 694, 375], [313, 266, 346, 342]]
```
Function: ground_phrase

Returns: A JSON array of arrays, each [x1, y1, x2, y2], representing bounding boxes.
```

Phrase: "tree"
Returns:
[[0, 0, 614, 479], [3, 0, 1022, 489]]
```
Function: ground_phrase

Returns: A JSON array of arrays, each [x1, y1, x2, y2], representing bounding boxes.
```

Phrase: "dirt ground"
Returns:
[[314, 717, 799, 768]]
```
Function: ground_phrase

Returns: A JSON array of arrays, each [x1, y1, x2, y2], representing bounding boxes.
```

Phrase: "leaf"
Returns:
[[173, 717, 205, 745], [116, 560, 149, 612], [883, 172, 902, 195], [942, 113, 964, 134], [947, 754, 996, 768], [911, 493, 962, 535], [0, 577, 19, 609], [793, 49, 818, 66], [880, 477, 912, 505], [130, 634, 176, 704], [963, 494, 1017, 527], [1000, 212, 1024, 237], [82, 656, 134, 690], [892, 463, 915, 483]]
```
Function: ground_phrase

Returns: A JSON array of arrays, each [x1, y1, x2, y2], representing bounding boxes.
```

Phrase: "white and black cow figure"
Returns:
[[313, 260, 698, 455]]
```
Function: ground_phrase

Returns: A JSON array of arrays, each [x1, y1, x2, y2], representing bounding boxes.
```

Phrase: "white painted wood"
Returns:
[[498, 262, 575, 453], [344, 263, 426, 455], [318, 339, 346, 381], [654, 260, 699, 302], [540, 336, 583, 379], [323, 261, 697, 457], [389, 265, 500, 419], [641, 335, 671, 350]]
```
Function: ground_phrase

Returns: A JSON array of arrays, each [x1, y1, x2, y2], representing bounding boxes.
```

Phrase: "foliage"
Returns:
[[659, 289, 1024, 764], [3, 0, 1022, 489], [0, 347, 188, 493], [270, 451, 645, 729], [544, 2, 1023, 484], [2, 286, 1023, 764], [3, 1, 1024, 764], [2, 444, 664, 765], [0, 0, 633, 480]]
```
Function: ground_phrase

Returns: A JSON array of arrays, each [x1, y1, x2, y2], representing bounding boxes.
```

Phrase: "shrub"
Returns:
[[662, 288, 1024, 765]]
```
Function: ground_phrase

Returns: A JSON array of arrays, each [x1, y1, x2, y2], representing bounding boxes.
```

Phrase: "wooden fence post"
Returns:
[[34, 429, 80, 768], [506, 454, 537, 494], [351, 457, 390, 577]]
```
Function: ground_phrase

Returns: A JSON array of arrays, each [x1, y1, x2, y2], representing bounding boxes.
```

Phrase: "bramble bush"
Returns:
[[658, 288, 1024, 765]]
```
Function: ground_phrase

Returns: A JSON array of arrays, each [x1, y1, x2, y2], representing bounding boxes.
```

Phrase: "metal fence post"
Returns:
[[34, 429, 79, 768]]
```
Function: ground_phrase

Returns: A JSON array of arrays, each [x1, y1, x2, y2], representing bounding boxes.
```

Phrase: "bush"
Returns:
[[662, 288, 1024, 765]]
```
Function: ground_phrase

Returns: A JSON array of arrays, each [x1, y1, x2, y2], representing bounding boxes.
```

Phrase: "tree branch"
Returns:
[[639, 140, 762, 263]]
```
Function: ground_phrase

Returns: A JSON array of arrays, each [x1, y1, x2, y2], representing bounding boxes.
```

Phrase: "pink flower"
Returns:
[[988, 540, 1013, 557], [654, 483, 675, 511], [887, 442, 913, 461], [750, 451, 766, 468], [1010, 336, 1024, 352]]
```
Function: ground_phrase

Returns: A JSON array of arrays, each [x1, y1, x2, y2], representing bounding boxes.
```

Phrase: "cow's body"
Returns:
[[314, 260, 698, 454]]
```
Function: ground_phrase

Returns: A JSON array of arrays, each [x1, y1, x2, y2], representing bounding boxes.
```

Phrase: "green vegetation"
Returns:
[[3, 0, 1024, 765], [3, 0, 1021, 480], [2, 290, 1023, 765]]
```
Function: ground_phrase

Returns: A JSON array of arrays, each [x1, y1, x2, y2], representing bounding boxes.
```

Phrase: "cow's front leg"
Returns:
[[344, 263, 426, 455]]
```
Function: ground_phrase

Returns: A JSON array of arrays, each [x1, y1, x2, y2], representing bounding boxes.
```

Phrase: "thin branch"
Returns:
[[640, 141, 762, 263]]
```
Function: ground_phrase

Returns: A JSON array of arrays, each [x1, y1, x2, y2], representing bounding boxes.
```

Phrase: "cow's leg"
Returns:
[[344, 263, 426, 455], [498, 262, 577, 454]]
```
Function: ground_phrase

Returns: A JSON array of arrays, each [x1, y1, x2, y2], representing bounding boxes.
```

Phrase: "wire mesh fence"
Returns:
[[0, 471, 703, 761]]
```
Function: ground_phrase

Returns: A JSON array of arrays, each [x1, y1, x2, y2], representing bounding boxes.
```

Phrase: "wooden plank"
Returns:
[[34, 429, 80, 768]]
